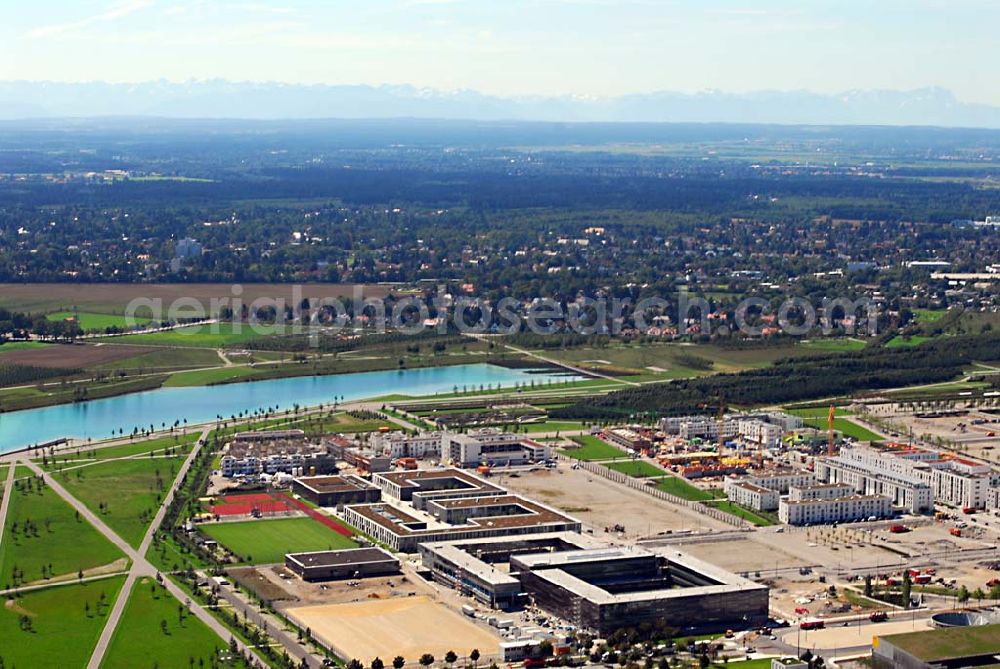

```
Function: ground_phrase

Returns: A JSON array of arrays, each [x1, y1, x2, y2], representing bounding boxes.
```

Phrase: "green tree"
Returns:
[[419, 654, 435, 668], [393, 657, 406, 669]]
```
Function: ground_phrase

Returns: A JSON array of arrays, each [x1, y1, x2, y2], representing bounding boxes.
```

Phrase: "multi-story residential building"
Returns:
[[816, 445, 991, 511], [744, 468, 816, 494], [604, 427, 651, 452], [778, 493, 892, 525], [370, 431, 444, 459], [445, 431, 550, 467], [724, 479, 780, 511], [220, 434, 335, 478]]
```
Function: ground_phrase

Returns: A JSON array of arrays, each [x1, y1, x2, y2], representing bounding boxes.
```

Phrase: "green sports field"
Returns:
[[200, 517, 357, 564], [0, 576, 126, 669], [559, 434, 625, 460], [605, 459, 665, 478], [101, 576, 250, 669], [653, 476, 718, 502]]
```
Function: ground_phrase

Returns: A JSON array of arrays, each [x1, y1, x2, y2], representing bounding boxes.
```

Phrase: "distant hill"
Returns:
[[1, 81, 999, 128]]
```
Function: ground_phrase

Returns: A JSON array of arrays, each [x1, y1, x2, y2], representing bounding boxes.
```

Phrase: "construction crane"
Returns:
[[718, 396, 726, 454], [828, 404, 836, 456]]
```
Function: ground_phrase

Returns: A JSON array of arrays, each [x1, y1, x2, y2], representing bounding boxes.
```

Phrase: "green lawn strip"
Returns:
[[40, 433, 197, 469], [0, 340, 51, 353], [784, 407, 851, 418], [164, 365, 262, 387], [709, 660, 776, 669], [705, 500, 776, 526], [101, 576, 250, 669], [914, 308, 948, 324], [200, 517, 358, 564], [559, 434, 626, 461], [605, 460, 666, 478], [0, 475, 125, 588], [47, 311, 150, 331], [799, 338, 867, 352], [94, 346, 224, 371], [519, 420, 584, 433], [58, 456, 184, 548], [0, 576, 126, 669], [653, 476, 717, 502]]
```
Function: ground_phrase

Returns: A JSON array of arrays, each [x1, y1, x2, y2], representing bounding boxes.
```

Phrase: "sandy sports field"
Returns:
[[783, 617, 933, 652], [286, 595, 499, 663]]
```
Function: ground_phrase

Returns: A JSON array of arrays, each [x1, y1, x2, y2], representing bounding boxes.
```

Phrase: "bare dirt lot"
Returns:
[[285, 595, 500, 664], [680, 538, 810, 573], [0, 342, 156, 368], [496, 464, 729, 538]]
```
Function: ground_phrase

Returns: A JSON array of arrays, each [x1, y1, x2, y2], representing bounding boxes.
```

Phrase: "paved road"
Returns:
[[16, 429, 267, 669], [208, 570, 326, 667]]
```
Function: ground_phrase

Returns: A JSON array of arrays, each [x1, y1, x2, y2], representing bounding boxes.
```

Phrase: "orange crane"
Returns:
[[828, 404, 836, 456]]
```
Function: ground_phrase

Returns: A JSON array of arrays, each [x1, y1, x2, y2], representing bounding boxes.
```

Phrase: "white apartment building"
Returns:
[[445, 432, 550, 468], [816, 445, 991, 511], [371, 431, 444, 459], [738, 420, 784, 449], [745, 468, 816, 494], [660, 413, 792, 449], [779, 494, 892, 525], [788, 483, 856, 501], [724, 478, 780, 511]]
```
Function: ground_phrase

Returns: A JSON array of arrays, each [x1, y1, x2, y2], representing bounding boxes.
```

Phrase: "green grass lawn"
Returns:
[[801, 416, 882, 441], [103, 322, 288, 348], [559, 435, 626, 461], [709, 660, 775, 669], [48, 311, 150, 331], [0, 476, 125, 587], [885, 335, 932, 348], [200, 517, 357, 564], [41, 433, 196, 469], [914, 308, 948, 324], [0, 340, 51, 353], [520, 420, 584, 433], [653, 476, 717, 502], [59, 455, 186, 548], [94, 346, 223, 371], [605, 459, 665, 478], [708, 500, 776, 526], [101, 576, 249, 669], [800, 338, 867, 351], [164, 365, 262, 387], [785, 407, 850, 418], [0, 576, 126, 669]]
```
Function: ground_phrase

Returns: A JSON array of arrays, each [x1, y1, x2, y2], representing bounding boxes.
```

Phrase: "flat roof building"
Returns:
[[285, 547, 400, 582], [292, 474, 381, 507], [872, 623, 1000, 669], [512, 546, 768, 635]]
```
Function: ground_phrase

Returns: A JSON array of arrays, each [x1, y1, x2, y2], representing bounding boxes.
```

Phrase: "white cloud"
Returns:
[[25, 0, 155, 39]]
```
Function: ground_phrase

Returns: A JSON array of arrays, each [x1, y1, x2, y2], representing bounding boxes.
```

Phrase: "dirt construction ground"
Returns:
[[496, 464, 728, 538], [783, 617, 933, 652], [285, 595, 500, 664]]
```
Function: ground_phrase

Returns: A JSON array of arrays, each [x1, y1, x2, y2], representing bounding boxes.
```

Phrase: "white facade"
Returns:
[[745, 469, 816, 494], [816, 446, 992, 511], [778, 494, 892, 525], [371, 431, 444, 459], [788, 483, 856, 501], [446, 432, 550, 467], [724, 479, 780, 511]]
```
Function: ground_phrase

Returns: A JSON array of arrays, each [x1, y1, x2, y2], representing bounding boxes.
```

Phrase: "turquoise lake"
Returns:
[[0, 364, 582, 453]]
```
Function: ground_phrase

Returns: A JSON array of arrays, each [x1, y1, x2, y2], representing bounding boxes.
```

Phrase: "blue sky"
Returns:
[[2, 0, 998, 104]]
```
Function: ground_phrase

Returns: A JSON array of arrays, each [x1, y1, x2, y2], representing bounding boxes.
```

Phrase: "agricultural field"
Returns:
[[0, 283, 387, 315], [559, 435, 625, 461], [0, 576, 126, 669], [94, 346, 226, 371], [0, 342, 155, 370], [0, 340, 50, 352], [101, 576, 249, 669], [799, 338, 867, 352], [605, 459, 665, 478], [0, 472, 125, 588], [200, 517, 358, 564], [59, 455, 187, 547]]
